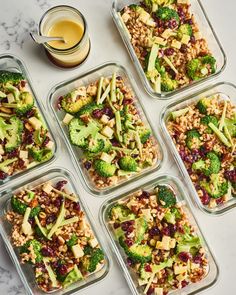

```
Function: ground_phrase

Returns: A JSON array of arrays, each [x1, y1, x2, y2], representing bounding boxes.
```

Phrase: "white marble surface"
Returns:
[[0, 0, 236, 294]]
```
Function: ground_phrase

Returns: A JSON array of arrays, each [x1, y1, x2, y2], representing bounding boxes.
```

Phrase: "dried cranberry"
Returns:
[[121, 220, 135, 231], [131, 154, 139, 158], [201, 189, 210, 205], [147, 287, 154, 295], [55, 180, 67, 190], [162, 226, 171, 236], [190, 36, 196, 44], [168, 224, 177, 237], [167, 68, 176, 79], [18, 158, 25, 169], [7, 149, 19, 158], [24, 108, 36, 118], [103, 107, 114, 118], [116, 76, 122, 81], [185, 18, 193, 25], [224, 169, 236, 183], [84, 161, 92, 170], [46, 214, 56, 225], [141, 49, 148, 58], [42, 136, 50, 147], [57, 96, 63, 110], [139, 191, 150, 199], [167, 19, 178, 29], [164, 47, 174, 56], [73, 202, 81, 212], [125, 239, 134, 247], [111, 139, 120, 147], [178, 252, 192, 263], [216, 197, 224, 205], [57, 264, 68, 275], [144, 264, 152, 272], [180, 44, 188, 54], [193, 253, 202, 264], [21, 80, 26, 88], [92, 109, 103, 119], [53, 196, 63, 207], [126, 257, 135, 267], [113, 222, 120, 229], [23, 131, 34, 145], [41, 246, 54, 257], [181, 280, 189, 288], [123, 99, 133, 105], [149, 226, 160, 237]]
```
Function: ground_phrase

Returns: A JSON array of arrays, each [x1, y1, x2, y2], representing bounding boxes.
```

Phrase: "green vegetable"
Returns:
[[200, 115, 218, 133], [196, 98, 212, 114], [224, 117, 236, 137], [35, 216, 48, 239], [170, 107, 189, 120], [115, 111, 122, 142], [192, 152, 221, 176], [164, 211, 176, 224], [139, 128, 151, 144], [110, 72, 117, 102], [185, 129, 201, 150], [0, 70, 24, 84], [82, 247, 105, 273], [109, 204, 136, 222], [20, 239, 43, 263], [76, 102, 103, 117], [208, 122, 232, 147], [85, 138, 105, 153], [156, 7, 180, 24], [118, 156, 138, 172], [134, 217, 148, 243], [140, 258, 173, 280], [176, 234, 201, 254], [96, 77, 104, 104], [11, 196, 40, 217], [0, 158, 18, 173], [2, 92, 34, 116], [29, 147, 53, 162], [161, 72, 178, 92], [170, 207, 182, 219], [61, 90, 92, 114], [4, 116, 23, 152], [48, 201, 66, 239], [119, 237, 152, 263], [186, 55, 216, 81], [43, 258, 59, 288], [94, 159, 116, 177], [200, 174, 228, 199], [147, 44, 159, 73], [156, 185, 176, 208], [69, 119, 99, 147], [177, 24, 193, 39], [62, 265, 83, 288], [67, 234, 78, 248]]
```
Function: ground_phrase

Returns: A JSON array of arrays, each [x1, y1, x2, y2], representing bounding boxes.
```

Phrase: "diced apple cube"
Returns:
[[169, 238, 176, 249], [7, 93, 15, 103], [194, 31, 202, 40], [28, 117, 42, 130], [63, 113, 74, 125], [154, 37, 167, 46], [77, 86, 86, 96], [0, 145, 4, 155], [176, 273, 188, 282], [177, 0, 190, 4], [181, 34, 190, 45], [154, 288, 163, 295], [141, 209, 153, 222], [122, 12, 130, 23], [162, 236, 171, 250], [101, 126, 114, 138], [171, 40, 181, 49], [72, 244, 84, 258], [43, 183, 53, 194], [174, 264, 188, 275], [100, 152, 113, 163], [19, 150, 28, 159], [108, 118, 115, 128], [161, 29, 173, 39], [100, 114, 110, 124], [138, 279, 149, 286], [45, 141, 54, 149], [88, 238, 98, 248], [191, 262, 200, 270]]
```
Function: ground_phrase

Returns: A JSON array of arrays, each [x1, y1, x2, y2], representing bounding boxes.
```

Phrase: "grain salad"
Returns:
[[5, 179, 106, 293], [167, 94, 236, 208], [108, 184, 209, 295], [119, 0, 216, 93], [58, 72, 160, 190]]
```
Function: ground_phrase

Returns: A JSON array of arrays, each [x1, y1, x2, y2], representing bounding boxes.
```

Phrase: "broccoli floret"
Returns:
[[192, 151, 221, 176], [0, 158, 18, 173], [0, 70, 24, 84], [177, 24, 193, 39], [156, 7, 180, 24], [139, 263, 152, 281], [225, 117, 236, 137], [67, 234, 78, 248], [196, 98, 212, 114], [200, 174, 228, 199], [29, 147, 53, 162], [109, 204, 136, 222], [85, 138, 105, 153], [118, 156, 138, 172], [82, 247, 105, 273], [20, 239, 43, 263], [119, 237, 152, 263], [62, 265, 83, 288], [4, 116, 23, 152], [139, 129, 151, 144], [145, 54, 165, 76], [94, 159, 116, 177], [176, 234, 201, 254], [186, 55, 216, 81], [76, 102, 103, 117], [161, 72, 178, 92], [3, 92, 34, 116], [200, 115, 218, 133], [129, 4, 139, 10], [69, 119, 99, 148], [11, 195, 41, 217], [185, 129, 201, 150], [61, 91, 93, 114], [156, 185, 176, 208]]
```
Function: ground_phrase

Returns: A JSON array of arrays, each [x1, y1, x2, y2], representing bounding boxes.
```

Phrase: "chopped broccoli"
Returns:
[[85, 138, 105, 153], [62, 265, 83, 288], [196, 98, 212, 114], [109, 204, 136, 222], [200, 174, 228, 199], [186, 55, 216, 81], [200, 115, 218, 133], [161, 72, 178, 92], [185, 129, 201, 150], [94, 159, 116, 177], [139, 258, 173, 281], [67, 234, 78, 248], [0, 70, 24, 84], [156, 7, 180, 25], [177, 24, 193, 39], [134, 217, 148, 243], [176, 234, 201, 254], [20, 239, 43, 263], [139, 128, 151, 144], [69, 119, 99, 147], [225, 117, 236, 137], [76, 102, 103, 117], [119, 237, 152, 263], [118, 156, 138, 172], [164, 211, 176, 224], [170, 107, 189, 121], [156, 185, 176, 208], [0, 158, 18, 173], [170, 207, 182, 219], [82, 247, 105, 273], [4, 116, 23, 152], [29, 147, 53, 162], [192, 152, 221, 176], [11, 195, 41, 217], [61, 90, 93, 114], [2, 92, 34, 116]]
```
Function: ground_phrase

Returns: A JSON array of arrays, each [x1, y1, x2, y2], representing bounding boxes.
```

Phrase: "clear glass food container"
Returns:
[[48, 62, 165, 197], [160, 82, 236, 215], [100, 175, 219, 295], [111, 0, 226, 100], [0, 168, 110, 295], [0, 54, 57, 187]]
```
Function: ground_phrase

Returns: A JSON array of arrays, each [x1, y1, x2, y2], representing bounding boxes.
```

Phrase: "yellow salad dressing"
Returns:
[[47, 19, 84, 49]]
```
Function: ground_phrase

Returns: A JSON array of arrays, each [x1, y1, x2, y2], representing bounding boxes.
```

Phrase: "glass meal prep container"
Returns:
[[100, 175, 219, 295], [48, 62, 164, 197], [0, 54, 57, 186], [0, 168, 110, 295], [160, 82, 236, 215], [111, 0, 226, 100]]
